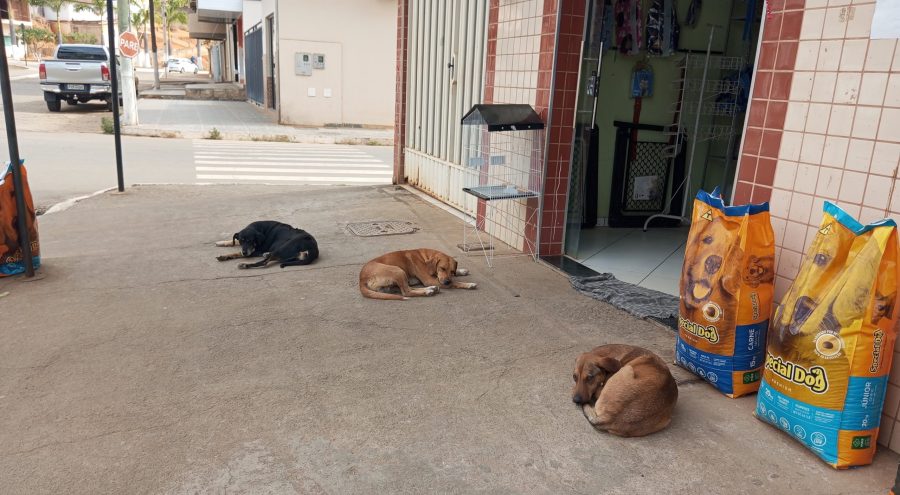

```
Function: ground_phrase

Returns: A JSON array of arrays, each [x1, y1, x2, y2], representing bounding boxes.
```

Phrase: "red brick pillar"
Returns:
[[732, 0, 804, 204], [476, 1, 501, 228], [531, 0, 585, 257], [392, 0, 410, 185]]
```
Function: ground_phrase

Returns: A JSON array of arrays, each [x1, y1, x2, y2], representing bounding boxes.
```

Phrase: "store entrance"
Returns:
[[563, 0, 762, 295]]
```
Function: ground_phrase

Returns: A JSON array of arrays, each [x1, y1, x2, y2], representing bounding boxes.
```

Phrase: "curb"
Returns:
[[43, 187, 117, 216], [120, 127, 394, 146]]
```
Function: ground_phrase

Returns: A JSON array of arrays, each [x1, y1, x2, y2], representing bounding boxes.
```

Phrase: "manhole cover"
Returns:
[[347, 220, 419, 237]]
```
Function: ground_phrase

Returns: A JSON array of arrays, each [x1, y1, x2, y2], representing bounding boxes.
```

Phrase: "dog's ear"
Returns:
[[232, 233, 239, 245], [426, 256, 439, 274], [587, 357, 621, 376], [251, 228, 266, 245]]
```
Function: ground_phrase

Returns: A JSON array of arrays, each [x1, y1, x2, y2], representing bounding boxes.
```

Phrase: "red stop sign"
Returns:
[[118, 31, 140, 58]]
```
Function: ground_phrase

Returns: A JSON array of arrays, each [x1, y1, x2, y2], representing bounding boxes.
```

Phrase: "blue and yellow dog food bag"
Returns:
[[676, 188, 775, 397], [756, 202, 898, 468]]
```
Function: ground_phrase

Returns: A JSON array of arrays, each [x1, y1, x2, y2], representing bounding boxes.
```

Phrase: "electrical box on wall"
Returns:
[[294, 53, 312, 76], [313, 54, 325, 70]]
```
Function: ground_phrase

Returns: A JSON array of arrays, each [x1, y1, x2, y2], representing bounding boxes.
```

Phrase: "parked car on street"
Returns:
[[167, 58, 200, 74], [39, 44, 121, 112]]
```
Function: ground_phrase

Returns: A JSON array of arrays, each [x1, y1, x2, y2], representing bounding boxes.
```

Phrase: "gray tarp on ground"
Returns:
[[571, 273, 679, 327]]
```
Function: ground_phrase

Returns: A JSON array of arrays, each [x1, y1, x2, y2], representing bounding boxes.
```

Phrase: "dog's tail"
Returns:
[[358, 279, 407, 301], [279, 246, 320, 268]]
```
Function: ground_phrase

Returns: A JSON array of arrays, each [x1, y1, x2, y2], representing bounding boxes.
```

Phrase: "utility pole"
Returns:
[[0, 21, 34, 277], [118, 0, 138, 125], [105, 0, 125, 192], [149, 0, 160, 89]]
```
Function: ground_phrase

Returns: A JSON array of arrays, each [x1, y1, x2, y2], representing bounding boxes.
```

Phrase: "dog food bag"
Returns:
[[756, 202, 899, 469], [676, 187, 775, 398], [0, 162, 40, 277]]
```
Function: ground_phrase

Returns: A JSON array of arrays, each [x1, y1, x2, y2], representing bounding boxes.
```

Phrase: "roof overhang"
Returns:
[[188, 12, 227, 40], [190, 0, 241, 24]]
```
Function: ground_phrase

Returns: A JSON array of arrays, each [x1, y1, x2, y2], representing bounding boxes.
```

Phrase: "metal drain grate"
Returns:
[[347, 220, 419, 237]]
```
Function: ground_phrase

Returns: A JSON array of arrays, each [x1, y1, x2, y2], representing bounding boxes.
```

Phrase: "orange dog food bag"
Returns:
[[0, 162, 40, 277], [756, 202, 899, 468], [676, 188, 775, 397]]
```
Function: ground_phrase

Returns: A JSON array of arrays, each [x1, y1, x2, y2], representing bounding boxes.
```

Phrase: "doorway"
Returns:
[[245, 25, 264, 105], [563, 0, 762, 295]]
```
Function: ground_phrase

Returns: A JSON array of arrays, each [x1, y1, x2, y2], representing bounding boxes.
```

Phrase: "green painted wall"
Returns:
[[584, 0, 760, 219]]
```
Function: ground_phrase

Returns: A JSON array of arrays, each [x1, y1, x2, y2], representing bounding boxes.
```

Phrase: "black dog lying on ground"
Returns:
[[215, 221, 319, 269]]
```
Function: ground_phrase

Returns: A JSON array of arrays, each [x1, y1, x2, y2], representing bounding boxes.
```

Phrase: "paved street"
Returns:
[[192, 140, 392, 184], [2, 130, 392, 212], [1, 69, 111, 135], [0, 74, 393, 211]]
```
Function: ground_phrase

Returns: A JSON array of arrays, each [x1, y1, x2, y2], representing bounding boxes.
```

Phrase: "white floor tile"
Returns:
[[572, 226, 688, 295], [638, 275, 680, 296]]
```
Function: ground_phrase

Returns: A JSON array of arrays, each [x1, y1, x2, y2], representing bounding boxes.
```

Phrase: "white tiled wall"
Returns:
[[769, 1, 900, 451]]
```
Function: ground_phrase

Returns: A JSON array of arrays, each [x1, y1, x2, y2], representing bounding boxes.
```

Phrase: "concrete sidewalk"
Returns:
[[127, 98, 393, 145], [0, 184, 895, 494]]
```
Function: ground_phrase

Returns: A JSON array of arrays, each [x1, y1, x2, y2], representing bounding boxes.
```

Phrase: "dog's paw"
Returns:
[[214, 240, 233, 247], [582, 404, 600, 424], [216, 255, 230, 262], [455, 268, 469, 276], [423, 286, 438, 296], [237, 263, 249, 269], [460, 282, 477, 289]]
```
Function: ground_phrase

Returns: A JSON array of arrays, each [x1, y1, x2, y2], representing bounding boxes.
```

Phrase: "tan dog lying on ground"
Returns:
[[572, 344, 678, 437], [359, 248, 476, 300]]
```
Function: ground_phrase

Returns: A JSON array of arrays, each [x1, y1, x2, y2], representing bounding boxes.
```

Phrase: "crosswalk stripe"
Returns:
[[196, 174, 387, 183], [196, 166, 392, 175], [192, 141, 391, 185], [192, 144, 362, 151], [194, 155, 384, 163], [194, 149, 370, 154], [195, 159, 385, 165], [194, 161, 391, 169]]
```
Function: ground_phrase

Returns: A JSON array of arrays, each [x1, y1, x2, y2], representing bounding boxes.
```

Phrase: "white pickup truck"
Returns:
[[39, 44, 121, 112]]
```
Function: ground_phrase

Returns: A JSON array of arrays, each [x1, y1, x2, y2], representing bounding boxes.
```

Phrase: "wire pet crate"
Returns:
[[460, 104, 545, 266]]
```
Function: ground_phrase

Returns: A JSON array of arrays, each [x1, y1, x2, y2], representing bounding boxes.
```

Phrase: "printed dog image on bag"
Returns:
[[756, 202, 899, 469], [676, 188, 775, 398], [0, 163, 40, 277]]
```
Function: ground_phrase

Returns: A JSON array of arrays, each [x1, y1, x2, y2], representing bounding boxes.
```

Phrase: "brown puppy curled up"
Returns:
[[572, 344, 678, 437]]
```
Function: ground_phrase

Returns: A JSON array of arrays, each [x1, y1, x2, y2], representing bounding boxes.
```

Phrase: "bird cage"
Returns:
[[460, 104, 545, 266]]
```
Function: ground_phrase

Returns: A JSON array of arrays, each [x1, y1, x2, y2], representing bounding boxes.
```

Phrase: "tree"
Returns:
[[64, 31, 98, 44], [131, 2, 149, 56], [72, 0, 108, 44], [18, 26, 56, 59], [72, 0, 105, 15], [157, 0, 187, 59], [28, 0, 73, 44]]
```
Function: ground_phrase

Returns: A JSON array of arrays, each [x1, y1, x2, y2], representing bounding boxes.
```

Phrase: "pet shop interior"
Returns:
[[562, 0, 762, 296]]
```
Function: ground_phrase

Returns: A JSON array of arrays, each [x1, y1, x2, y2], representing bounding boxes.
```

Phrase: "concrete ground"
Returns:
[[0, 184, 895, 494], [128, 98, 394, 144]]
